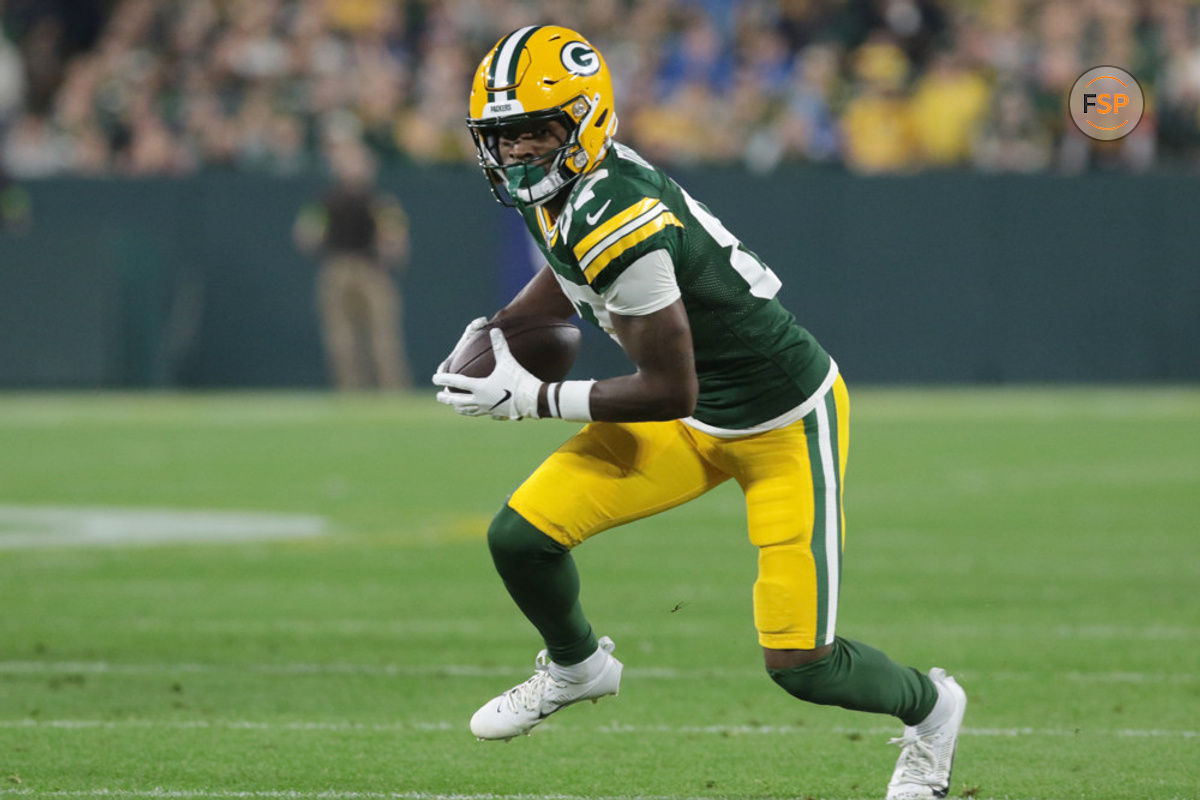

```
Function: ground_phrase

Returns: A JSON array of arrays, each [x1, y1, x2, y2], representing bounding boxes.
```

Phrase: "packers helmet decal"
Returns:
[[468, 26, 619, 207], [560, 42, 600, 76]]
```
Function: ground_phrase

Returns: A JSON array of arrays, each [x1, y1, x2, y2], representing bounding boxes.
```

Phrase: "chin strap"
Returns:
[[509, 160, 572, 205]]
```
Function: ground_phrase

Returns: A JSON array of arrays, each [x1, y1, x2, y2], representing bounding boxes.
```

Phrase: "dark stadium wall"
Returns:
[[0, 168, 1197, 388], [678, 167, 1200, 384]]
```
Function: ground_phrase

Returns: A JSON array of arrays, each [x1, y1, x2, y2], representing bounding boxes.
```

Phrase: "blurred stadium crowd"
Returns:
[[1, 0, 1199, 179]]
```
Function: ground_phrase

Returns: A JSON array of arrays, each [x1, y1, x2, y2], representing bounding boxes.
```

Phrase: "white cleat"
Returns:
[[886, 668, 968, 800], [469, 636, 623, 741]]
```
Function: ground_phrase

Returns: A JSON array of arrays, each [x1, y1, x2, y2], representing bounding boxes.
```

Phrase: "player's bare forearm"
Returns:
[[494, 265, 576, 321], [539, 300, 698, 422]]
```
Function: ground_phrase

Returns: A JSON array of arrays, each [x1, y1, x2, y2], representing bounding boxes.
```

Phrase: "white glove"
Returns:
[[436, 316, 489, 374], [433, 328, 542, 420]]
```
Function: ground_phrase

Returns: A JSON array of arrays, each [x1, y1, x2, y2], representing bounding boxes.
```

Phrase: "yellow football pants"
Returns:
[[509, 375, 850, 650]]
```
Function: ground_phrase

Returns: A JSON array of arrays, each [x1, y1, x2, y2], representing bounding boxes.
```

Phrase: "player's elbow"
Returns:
[[676, 374, 699, 418], [647, 373, 697, 419]]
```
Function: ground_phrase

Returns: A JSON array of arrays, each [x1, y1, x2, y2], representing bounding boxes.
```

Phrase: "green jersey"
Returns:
[[517, 143, 835, 434]]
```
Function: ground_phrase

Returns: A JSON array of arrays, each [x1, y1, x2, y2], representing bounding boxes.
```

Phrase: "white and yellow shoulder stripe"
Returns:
[[572, 197, 682, 283], [535, 205, 559, 248]]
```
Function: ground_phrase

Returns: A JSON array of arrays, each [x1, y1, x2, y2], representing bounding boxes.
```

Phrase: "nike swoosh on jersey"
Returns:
[[488, 390, 513, 411], [585, 199, 612, 226]]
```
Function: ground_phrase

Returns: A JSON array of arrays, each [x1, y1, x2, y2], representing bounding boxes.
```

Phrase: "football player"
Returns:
[[432, 26, 966, 800]]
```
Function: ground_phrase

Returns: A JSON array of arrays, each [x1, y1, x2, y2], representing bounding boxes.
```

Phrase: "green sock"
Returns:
[[486, 505, 598, 665], [767, 637, 938, 726]]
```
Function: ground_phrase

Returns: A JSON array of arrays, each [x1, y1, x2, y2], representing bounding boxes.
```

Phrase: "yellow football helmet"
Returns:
[[467, 26, 619, 207]]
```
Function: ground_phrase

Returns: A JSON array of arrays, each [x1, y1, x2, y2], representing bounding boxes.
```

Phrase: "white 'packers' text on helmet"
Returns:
[[467, 26, 618, 207]]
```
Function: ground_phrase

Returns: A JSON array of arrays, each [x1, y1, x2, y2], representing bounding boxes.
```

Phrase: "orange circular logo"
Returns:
[[1068, 66, 1144, 141]]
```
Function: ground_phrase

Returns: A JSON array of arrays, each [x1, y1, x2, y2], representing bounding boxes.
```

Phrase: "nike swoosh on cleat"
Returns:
[[488, 390, 512, 411], [585, 199, 612, 225]]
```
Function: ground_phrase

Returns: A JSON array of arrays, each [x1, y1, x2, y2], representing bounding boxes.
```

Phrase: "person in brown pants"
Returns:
[[294, 137, 411, 390]]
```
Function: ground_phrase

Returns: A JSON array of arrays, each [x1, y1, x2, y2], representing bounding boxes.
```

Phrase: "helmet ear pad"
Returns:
[[559, 93, 611, 177]]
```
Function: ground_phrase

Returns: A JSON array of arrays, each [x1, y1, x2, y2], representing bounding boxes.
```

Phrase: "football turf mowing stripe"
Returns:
[[4, 661, 1198, 680], [2, 718, 1197, 738], [18, 792, 1186, 800], [0, 390, 1197, 800], [4, 791, 1200, 800]]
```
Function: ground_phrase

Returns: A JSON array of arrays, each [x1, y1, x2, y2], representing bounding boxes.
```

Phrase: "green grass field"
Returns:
[[0, 389, 1197, 800]]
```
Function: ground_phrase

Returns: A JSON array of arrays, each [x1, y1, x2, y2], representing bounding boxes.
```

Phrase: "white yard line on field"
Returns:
[[0, 719, 454, 732], [0, 790, 668, 800], [0, 505, 327, 548], [0, 718, 1195, 739], [0, 660, 1196, 684], [0, 661, 530, 678]]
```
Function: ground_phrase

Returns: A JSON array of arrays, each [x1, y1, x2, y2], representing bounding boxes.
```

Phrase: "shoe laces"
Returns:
[[503, 650, 566, 713], [889, 731, 939, 786]]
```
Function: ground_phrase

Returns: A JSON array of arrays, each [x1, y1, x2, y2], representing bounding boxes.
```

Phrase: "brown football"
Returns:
[[445, 315, 581, 382]]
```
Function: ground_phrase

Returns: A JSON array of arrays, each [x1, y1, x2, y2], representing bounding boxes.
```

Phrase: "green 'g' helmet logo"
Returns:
[[560, 42, 600, 76]]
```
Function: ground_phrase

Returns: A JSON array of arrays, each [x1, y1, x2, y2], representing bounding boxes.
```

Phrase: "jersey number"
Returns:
[[682, 191, 782, 300]]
